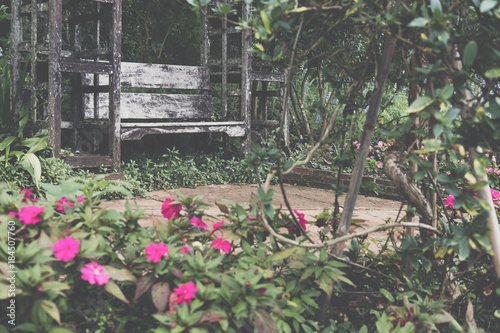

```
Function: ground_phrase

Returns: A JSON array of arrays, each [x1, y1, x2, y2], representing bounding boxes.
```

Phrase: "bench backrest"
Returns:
[[83, 62, 213, 120]]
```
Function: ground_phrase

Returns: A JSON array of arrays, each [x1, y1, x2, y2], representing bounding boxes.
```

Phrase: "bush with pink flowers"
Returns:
[[1, 171, 498, 331], [0, 177, 357, 332]]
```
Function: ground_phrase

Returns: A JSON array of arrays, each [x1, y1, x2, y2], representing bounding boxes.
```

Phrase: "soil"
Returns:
[[101, 183, 407, 248]]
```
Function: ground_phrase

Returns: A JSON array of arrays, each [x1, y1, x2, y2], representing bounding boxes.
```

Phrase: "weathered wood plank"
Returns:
[[121, 121, 245, 128], [121, 62, 210, 90], [250, 71, 286, 82], [121, 94, 212, 119], [85, 92, 213, 119], [65, 155, 114, 168], [121, 122, 246, 140], [61, 59, 113, 73]]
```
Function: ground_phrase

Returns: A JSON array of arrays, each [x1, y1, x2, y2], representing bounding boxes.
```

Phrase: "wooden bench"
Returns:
[[81, 61, 247, 141]]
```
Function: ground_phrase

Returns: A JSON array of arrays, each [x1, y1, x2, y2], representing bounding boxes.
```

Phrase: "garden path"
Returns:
[[101, 184, 407, 249]]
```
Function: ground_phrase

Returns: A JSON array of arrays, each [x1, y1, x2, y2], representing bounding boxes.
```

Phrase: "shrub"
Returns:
[[0, 178, 349, 332]]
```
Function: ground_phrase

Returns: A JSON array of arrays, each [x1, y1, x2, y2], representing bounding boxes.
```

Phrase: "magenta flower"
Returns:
[[293, 210, 307, 230], [490, 188, 500, 209], [20, 189, 37, 203], [56, 197, 75, 214], [208, 221, 224, 237], [179, 244, 192, 254], [10, 205, 44, 225], [81, 262, 109, 286], [212, 238, 231, 253], [161, 198, 182, 219], [53, 236, 80, 262], [444, 195, 455, 209], [145, 242, 170, 263], [174, 282, 198, 305], [77, 196, 85, 203], [213, 221, 224, 231], [191, 217, 208, 229]]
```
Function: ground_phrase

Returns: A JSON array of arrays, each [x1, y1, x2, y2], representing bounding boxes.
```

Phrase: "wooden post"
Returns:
[[29, 0, 39, 135], [221, 0, 228, 118], [241, 1, 252, 155], [110, 0, 122, 170], [10, 0, 22, 133], [200, 5, 209, 67], [48, 0, 62, 158]]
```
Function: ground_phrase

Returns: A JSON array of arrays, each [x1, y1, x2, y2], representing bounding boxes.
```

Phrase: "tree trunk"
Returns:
[[334, 36, 397, 253]]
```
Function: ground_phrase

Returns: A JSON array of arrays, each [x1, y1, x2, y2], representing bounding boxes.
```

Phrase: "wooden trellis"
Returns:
[[10, 0, 288, 170]]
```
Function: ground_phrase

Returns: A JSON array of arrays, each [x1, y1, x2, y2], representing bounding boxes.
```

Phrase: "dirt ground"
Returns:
[[101, 183, 407, 247]]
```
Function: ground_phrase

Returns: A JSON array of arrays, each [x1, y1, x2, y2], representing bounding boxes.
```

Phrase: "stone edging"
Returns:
[[282, 167, 403, 200]]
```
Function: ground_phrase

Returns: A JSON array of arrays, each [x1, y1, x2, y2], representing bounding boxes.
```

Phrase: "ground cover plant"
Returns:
[[2, 176, 498, 332]]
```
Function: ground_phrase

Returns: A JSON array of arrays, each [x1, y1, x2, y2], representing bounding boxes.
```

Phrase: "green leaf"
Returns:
[[379, 288, 395, 302], [0, 136, 16, 151], [39, 299, 61, 325], [430, 0, 443, 13], [480, 0, 498, 12], [408, 96, 434, 113], [20, 153, 42, 189], [408, 17, 429, 27], [151, 282, 170, 313], [254, 308, 279, 333], [102, 266, 137, 282], [485, 67, 500, 79], [270, 247, 299, 262], [359, 326, 368, 333], [41, 281, 70, 292], [134, 274, 155, 302], [49, 328, 74, 333], [433, 123, 444, 137], [0, 283, 9, 299], [104, 280, 130, 305], [437, 85, 454, 100], [444, 107, 460, 121], [463, 41, 478, 67], [260, 11, 272, 35], [319, 274, 334, 295]]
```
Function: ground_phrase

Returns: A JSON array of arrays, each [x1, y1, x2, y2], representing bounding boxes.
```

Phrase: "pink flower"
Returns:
[[213, 221, 224, 231], [491, 188, 500, 200], [81, 262, 109, 286], [378, 141, 383, 148], [53, 236, 80, 262], [145, 242, 170, 263], [56, 197, 74, 214], [179, 244, 192, 254], [77, 196, 85, 203], [161, 198, 182, 219], [209, 221, 224, 237], [20, 189, 37, 203], [248, 215, 256, 220], [293, 210, 307, 230], [444, 195, 455, 209], [10, 205, 44, 225], [212, 238, 232, 254], [191, 217, 208, 229], [174, 282, 198, 305]]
